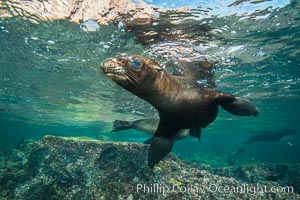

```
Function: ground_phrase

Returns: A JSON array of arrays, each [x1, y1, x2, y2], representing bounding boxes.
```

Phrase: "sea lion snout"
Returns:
[[100, 58, 117, 73], [101, 58, 127, 76], [101, 57, 141, 87]]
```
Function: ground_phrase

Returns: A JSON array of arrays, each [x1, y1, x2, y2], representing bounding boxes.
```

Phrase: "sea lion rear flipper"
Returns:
[[218, 95, 259, 117], [112, 120, 133, 132]]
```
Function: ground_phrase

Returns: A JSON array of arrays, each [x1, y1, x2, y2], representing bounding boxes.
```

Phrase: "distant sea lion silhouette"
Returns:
[[101, 54, 259, 168], [243, 129, 296, 144]]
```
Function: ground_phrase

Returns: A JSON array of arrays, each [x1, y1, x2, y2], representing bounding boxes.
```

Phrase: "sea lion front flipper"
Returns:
[[189, 127, 202, 142], [148, 123, 176, 168], [148, 137, 174, 168], [218, 95, 259, 117]]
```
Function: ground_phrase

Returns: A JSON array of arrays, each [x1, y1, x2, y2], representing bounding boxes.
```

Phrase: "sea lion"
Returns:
[[112, 118, 191, 141], [101, 54, 259, 168], [243, 128, 296, 144]]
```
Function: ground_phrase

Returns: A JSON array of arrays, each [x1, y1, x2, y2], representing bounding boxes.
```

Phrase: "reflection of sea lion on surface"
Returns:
[[101, 54, 259, 168]]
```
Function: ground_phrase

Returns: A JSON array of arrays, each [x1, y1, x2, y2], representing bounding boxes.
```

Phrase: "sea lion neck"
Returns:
[[139, 71, 186, 109]]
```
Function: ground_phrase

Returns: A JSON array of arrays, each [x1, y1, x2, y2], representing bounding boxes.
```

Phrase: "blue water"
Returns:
[[0, 0, 300, 167]]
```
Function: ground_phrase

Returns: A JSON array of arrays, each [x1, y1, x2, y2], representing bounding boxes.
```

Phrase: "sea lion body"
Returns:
[[101, 54, 259, 168]]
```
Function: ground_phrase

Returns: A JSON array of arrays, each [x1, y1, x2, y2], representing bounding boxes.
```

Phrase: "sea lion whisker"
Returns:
[[123, 71, 142, 87], [116, 71, 137, 86]]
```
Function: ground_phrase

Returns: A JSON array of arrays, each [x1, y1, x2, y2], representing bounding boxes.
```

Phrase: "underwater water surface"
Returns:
[[0, 0, 300, 169]]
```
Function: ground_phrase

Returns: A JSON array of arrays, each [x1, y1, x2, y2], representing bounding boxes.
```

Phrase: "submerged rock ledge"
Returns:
[[0, 136, 299, 199]]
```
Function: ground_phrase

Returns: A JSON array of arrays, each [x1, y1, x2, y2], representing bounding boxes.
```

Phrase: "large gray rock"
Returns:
[[0, 136, 299, 199]]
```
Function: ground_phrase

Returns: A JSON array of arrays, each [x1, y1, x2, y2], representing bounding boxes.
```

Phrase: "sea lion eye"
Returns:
[[130, 60, 142, 70]]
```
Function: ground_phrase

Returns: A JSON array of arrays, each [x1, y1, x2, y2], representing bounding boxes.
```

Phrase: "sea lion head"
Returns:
[[101, 54, 164, 95]]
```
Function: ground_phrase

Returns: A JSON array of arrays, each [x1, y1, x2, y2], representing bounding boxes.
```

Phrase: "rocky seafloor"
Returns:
[[0, 136, 299, 199]]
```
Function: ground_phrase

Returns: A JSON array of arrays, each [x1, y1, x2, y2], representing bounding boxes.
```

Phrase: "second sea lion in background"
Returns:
[[243, 129, 296, 144], [112, 118, 191, 142]]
